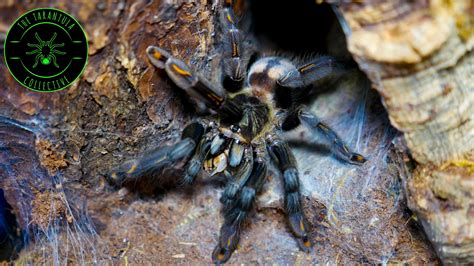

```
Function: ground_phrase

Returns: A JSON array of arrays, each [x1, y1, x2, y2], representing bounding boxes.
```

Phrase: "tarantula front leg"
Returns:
[[220, 0, 248, 92], [49, 32, 57, 43], [213, 143, 267, 264], [146, 46, 226, 113], [34, 32, 44, 44], [267, 134, 313, 252], [282, 107, 367, 164], [108, 121, 206, 185]]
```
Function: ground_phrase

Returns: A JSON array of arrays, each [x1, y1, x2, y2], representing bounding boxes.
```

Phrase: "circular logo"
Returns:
[[4, 8, 88, 92]]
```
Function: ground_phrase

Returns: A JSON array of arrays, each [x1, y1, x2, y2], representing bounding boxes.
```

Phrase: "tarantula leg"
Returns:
[[213, 144, 267, 264], [146, 46, 226, 113], [278, 56, 351, 88], [267, 135, 312, 252], [52, 48, 66, 55], [26, 49, 40, 55], [220, 0, 247, 92], [32, 54, 41, 68], [34, 32, 43, 44], [51, 43, 65, 49], [49, 32, 57, 43], [284, 108, 367, 164], [210, 134, 227, 155], [51, 54, 59, 68], [108, 121, 206, 185], [229, 139, 244, 167], [181, 133, 212, 186], [27, 43, 41, 49], [220, 145, 253, 208]]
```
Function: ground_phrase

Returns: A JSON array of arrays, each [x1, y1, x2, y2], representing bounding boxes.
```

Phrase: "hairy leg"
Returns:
[[145, 46, 226, 113], [278, 55, 352, 89], [212, 142, 267, 264], [282, 107, 366, 164], [180, 127, 216, 186], [108, 121, 206, 185], [267, 133, 312, 252], [220, 0, 248, 92]]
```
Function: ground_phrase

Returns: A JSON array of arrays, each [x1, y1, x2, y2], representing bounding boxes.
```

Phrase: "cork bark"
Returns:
[[333, 0, 474, 263]]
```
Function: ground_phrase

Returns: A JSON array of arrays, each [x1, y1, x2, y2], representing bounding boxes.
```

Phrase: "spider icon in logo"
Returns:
[[26, 32, 66, 68]]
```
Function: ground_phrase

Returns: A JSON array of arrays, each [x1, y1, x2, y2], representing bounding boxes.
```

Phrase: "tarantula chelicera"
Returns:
[[109, 1, 366, 264]]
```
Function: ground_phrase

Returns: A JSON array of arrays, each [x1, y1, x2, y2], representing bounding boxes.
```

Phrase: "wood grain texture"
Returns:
[[334, 0, 474, 263]]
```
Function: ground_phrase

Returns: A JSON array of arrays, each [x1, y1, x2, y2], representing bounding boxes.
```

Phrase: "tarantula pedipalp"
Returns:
[[109, 1, 366, 264], [26, 32, 65, 68]]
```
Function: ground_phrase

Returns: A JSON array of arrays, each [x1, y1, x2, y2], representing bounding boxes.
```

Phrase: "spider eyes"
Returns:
[[230, 124, 240, 133]]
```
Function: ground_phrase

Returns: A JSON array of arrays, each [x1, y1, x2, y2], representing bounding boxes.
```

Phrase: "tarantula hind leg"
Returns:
[[107, 121, 206, 186], [282, 107, 367, 165], [267, 135, 313, 252], [212, 145, 267, 264], [51, 54, 59, 68], [32, 54, 41, 68]]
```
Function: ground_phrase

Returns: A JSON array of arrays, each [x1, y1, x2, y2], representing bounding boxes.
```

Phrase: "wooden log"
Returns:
[[333, 0, 474, 263]]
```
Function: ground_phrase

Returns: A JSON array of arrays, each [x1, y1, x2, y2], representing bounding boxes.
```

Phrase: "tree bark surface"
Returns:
[[334, 0, 474, 263]]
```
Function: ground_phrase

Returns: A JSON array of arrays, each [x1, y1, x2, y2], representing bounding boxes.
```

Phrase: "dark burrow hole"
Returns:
[[0, 189, 24, 262], [246, 0, 347, 57]]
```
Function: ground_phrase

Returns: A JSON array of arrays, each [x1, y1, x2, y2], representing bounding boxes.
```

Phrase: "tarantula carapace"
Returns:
[[109, 0, 366, 264]]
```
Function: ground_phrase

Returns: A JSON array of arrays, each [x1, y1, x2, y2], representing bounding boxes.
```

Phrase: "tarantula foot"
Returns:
[[288, 213, 310, 238], [349, 153, 367, 164], [213, 224, 240, 264], [107, 159, 139, 186], [296, 235, 313, 253], [212, 246, 233, 265]]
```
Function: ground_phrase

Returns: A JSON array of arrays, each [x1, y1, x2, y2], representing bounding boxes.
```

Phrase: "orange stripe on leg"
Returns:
[[299, 63, 315, 73], [226, 13, 234, 24], [171, 64, 192, 77]]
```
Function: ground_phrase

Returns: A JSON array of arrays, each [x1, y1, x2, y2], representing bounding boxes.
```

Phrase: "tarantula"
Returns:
[[109, 0, 366, 264], [26, 32, 65, 68]]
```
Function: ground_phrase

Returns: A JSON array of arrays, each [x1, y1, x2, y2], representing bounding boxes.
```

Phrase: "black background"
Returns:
[[4, 8, 87, 91]]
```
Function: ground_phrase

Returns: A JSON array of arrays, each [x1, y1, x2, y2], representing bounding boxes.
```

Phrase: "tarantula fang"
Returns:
[[109, 1, 366, 264]]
